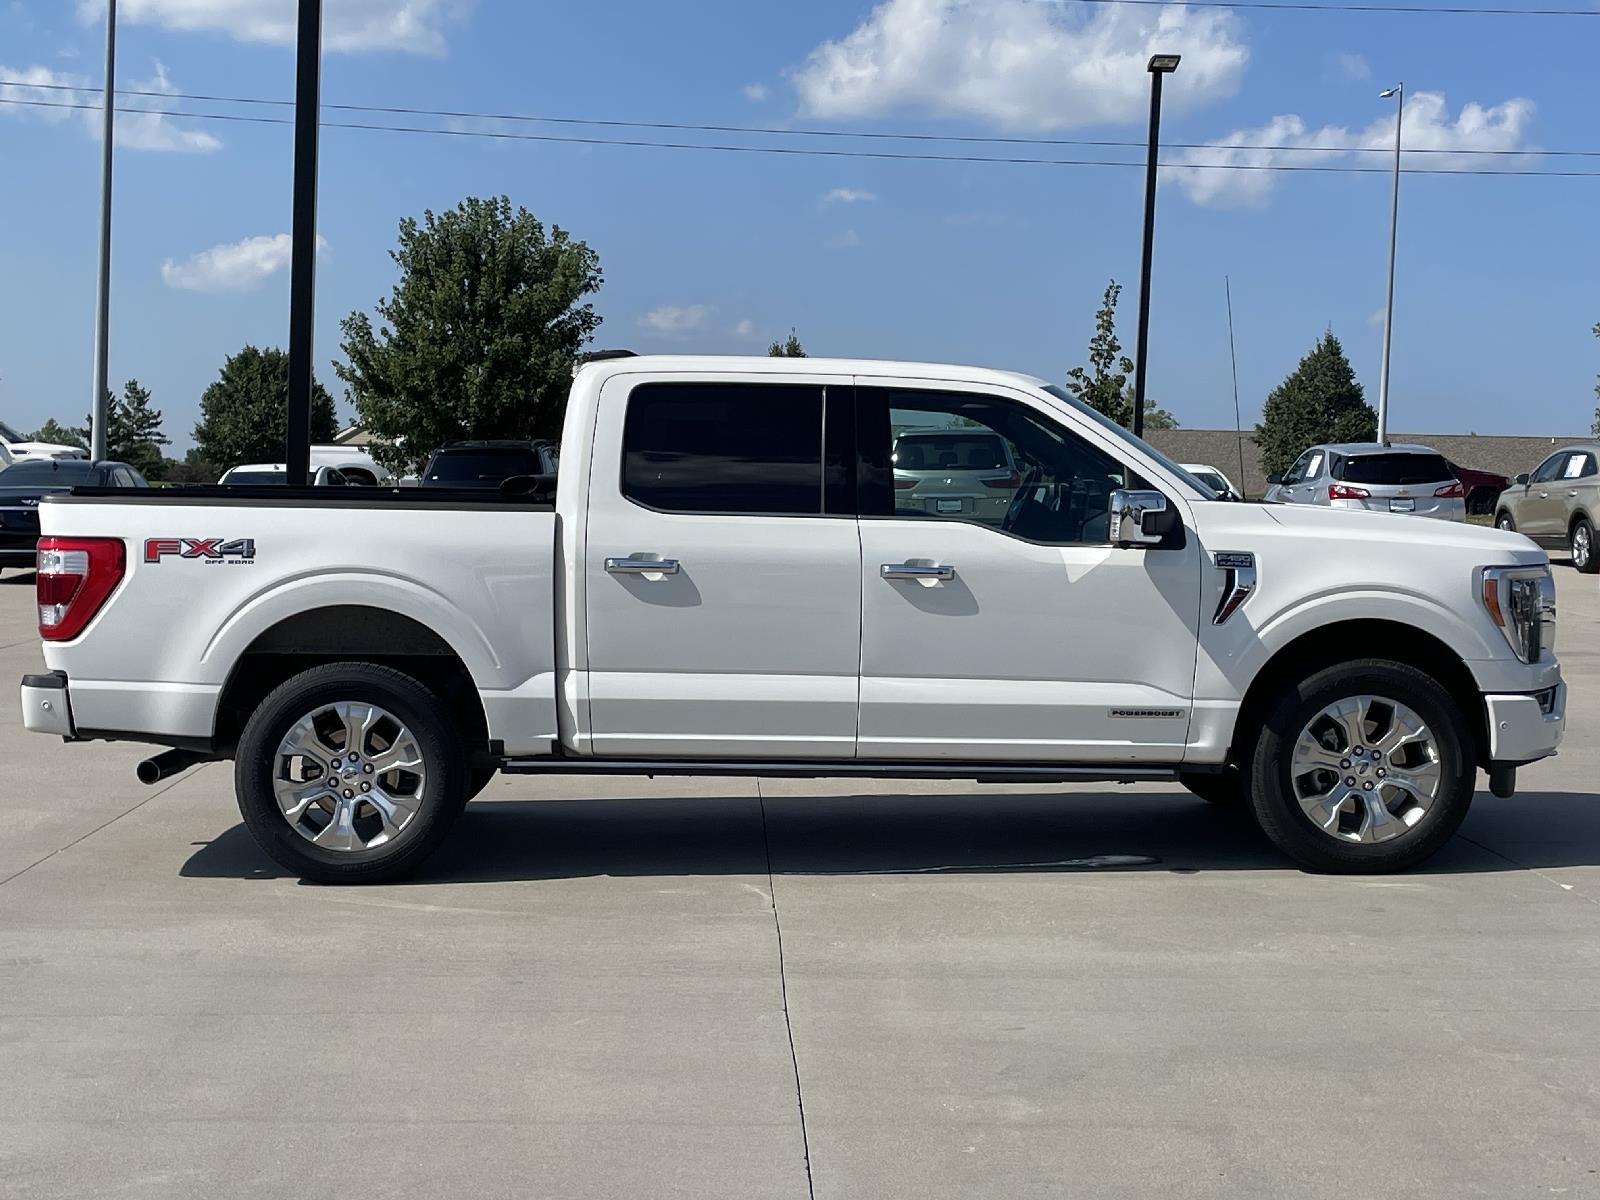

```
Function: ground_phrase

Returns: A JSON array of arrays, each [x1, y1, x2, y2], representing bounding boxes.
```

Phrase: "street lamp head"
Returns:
[[1147, 54, 1182, 73], [1379, 84, 1402, 98]]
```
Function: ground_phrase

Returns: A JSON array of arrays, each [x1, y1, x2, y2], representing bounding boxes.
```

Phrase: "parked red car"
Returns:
[[1447, 461, 1511, 516]]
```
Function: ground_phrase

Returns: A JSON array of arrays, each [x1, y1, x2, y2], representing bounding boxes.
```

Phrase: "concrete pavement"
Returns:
[[1, 563, 1597, 1198]]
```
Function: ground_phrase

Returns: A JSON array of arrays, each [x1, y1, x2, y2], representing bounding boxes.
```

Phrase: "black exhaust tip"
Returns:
[[136, 748, 210, 785]]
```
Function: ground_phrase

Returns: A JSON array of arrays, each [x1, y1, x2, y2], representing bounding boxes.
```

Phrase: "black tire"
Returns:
[[234, 662, 467, 884], [1571, 517, 1598, 574], [1247, 658, 1475, 873], [466, 766, 498, 801], [1180, 767, 1244, 808], [1495, 511, 1516, 533]]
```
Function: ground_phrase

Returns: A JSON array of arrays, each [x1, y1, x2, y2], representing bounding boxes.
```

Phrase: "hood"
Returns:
[[1260, 500, 1543, 558]]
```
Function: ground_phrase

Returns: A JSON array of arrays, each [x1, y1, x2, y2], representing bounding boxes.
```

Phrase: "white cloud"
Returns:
[[824, 229, 862, 250], [822, 186, 876, 204], [734, 319, 755, 338], [77, 0, 463, 55], [1169, 92, 1537, 208], [640, 304, 711, 335], [1367, 306, 1387, 328], [742, 82, 769, 102], [161, 232, 325, 292], [792, 0, 1247, 130], [0, 60, 219, 151], [1334, 52, 1370, 82]]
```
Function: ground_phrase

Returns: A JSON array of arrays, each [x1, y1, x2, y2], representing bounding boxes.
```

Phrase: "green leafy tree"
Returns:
[[767, 328, 807, 357], [28, 418, 86, 450], [1255, 330, 1377, 476], [163, 449, 222, 485], [193, 346, 337, 467], [78, 379, 170, 479], [337, 196, 604, 474], [1064, 280, 1176, 431]]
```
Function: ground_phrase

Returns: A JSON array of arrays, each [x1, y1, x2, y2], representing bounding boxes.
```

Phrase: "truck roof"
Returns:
[[576, 354, 1050, 393]]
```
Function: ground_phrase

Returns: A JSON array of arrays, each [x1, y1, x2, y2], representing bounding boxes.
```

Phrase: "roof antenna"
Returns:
[[1225, 276, 1247, 495]]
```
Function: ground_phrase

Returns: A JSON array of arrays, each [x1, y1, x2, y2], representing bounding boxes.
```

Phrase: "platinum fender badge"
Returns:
[[1213, 551, 1257, 626]]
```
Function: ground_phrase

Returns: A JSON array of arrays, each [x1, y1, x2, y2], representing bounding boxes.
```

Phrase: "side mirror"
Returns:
[[1265, 472, 1283, 486], [1514, 473, 1530, 486], [1110, 489, 1178, 548]]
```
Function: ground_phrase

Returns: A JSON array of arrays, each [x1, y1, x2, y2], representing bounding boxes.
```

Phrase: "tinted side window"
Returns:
[[856, 387, 1130, 545], [623, 383, 823, 515]]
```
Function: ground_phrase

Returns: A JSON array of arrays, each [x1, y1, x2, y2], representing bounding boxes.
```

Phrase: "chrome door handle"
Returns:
[[606, 556, 680, 575], [1569, 490, 1579, 497], [881, 563, 954, 581]]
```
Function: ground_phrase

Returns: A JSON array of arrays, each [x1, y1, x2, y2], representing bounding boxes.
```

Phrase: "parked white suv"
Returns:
[[18, 356, 1563, 882], [1265, 443, 1466, 521]]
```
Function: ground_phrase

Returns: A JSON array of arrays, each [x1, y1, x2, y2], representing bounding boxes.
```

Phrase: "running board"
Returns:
[[499, 758, 1178, 785]]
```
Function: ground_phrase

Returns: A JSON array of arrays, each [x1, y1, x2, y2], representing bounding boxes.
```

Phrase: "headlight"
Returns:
[[1481, 565, 1556, 663]]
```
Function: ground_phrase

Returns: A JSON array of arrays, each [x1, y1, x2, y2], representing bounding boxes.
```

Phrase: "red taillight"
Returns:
[[1434, 481, 1465, 498], [894, 477, 918, 490], [37, 537, 125, 641], [982, 473, 1023, 490], [1328, 483, 1370, 500]]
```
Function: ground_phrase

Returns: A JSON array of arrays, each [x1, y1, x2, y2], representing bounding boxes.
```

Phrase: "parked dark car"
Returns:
[[0, 458, 149, 573], [1447, 460, 1512, 517], [420, 440, 558, 488]]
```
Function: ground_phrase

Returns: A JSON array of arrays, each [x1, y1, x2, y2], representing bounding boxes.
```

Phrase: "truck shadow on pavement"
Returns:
[[180, 788, 1600, 883]]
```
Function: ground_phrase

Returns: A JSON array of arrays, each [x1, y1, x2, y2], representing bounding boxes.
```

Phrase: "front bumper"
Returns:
[[20, 671, 74, 738], [1484, 681, 1565, 764]]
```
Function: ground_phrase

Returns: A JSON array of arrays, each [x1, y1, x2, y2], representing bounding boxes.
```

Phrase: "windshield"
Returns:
[[894, 432, 1010, 472], [1338, 453, 1452, 486], [1039, 385, 1217, 497], [425, 448, 543, 485], [1191, 470, 1229, 494], [0, 419, 22, 442]]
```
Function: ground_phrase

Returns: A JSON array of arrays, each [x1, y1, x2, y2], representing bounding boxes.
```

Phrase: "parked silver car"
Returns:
[[1264, 443, 1465, 521], [1493, 443, 1600, 574], [891, 427, 1020, 526]]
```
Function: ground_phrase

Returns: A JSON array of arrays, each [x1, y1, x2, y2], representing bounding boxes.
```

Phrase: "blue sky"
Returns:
[[1, 0, 1596, 453]]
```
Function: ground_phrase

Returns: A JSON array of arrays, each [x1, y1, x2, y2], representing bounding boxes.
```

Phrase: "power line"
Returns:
[[6, 95, 1599, 177], [4, 77, 1595, 158], [1036, 0, 1596, 14]]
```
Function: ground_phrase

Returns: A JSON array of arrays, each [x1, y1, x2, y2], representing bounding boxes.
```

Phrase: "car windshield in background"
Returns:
[[426, 449, 543, 485], [0, 459, 99, 484], [223, 471, 287, 486], [895, 433, 1009, 471], [1339, 453, 1452, 486], [1191, 471, 1229, 494]]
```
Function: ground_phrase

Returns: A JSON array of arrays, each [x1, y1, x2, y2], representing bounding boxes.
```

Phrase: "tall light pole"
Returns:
[[1376, 81, 1403, 447], [1132, 53, 1180, 440], [285, 0, 323, 487], [90, 0, 117, 463]]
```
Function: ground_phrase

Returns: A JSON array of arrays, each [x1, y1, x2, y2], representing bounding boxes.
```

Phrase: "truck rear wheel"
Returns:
[[1247, 658, 1474, 873], [234, 662, 467, 884]]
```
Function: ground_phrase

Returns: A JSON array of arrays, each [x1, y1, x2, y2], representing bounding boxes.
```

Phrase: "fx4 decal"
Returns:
[[144, 538, 257, 565]]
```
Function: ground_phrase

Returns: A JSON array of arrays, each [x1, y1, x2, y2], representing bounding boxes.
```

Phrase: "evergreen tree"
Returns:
[[767, 329, 807, 357], [80, 379, 170, 479], [194, 346, 337, 467], [1255, 331, 1377, 476], [28, 419, 86, 450]]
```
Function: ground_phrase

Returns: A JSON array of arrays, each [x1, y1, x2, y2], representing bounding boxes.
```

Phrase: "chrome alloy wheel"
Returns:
[[273, 701, 426, 852], [1574, 524, 1591, 570], [1290, 694, 1441, 844]]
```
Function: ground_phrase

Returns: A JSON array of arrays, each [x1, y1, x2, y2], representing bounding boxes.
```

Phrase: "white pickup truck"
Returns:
[[18, 355, 1564, 881]]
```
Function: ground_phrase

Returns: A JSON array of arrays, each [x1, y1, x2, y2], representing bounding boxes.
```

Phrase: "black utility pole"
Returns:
[[1132, 53, 1180, 440], [285, 0, 322, 487]]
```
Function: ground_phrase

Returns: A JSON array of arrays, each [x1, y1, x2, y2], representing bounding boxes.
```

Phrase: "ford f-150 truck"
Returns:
[[18, 356, 1565, 882]]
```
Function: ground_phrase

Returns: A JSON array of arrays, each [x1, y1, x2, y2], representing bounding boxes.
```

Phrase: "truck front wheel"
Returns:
[[1247, 659, 1475, 873], [234, 662, 468, 884]]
